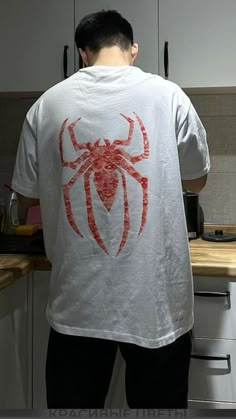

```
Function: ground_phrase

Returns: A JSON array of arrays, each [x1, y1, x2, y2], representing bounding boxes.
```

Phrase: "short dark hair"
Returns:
[[75, 10, 134, 53]]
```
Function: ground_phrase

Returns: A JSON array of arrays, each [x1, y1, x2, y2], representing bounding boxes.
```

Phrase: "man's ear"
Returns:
[[79, 48, 88, 67], [131, 43, 139, 63]]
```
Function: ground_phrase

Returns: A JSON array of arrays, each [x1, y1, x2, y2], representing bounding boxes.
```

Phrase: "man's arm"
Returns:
[[16, 193, 40, 208], [182, 174, 207, 193]]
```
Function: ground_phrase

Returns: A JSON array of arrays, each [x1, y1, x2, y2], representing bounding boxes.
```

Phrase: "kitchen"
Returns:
[[0, 0, 236, 410]]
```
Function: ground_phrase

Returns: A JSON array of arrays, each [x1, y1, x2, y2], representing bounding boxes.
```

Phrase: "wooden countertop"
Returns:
[[0, 270, 15, 290], [0, 224, 236, 290], [190, 239, 236, 277], [189, 224, 236, 277]]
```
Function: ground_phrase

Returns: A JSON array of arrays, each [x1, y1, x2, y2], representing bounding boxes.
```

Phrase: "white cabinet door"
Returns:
[[0, 275, 30, 408], [0, 0, 74, 91], [75, 0, 159, 74], [193, 276, 236, 340], [189, 338, 236, 403], [189, 400, 236, 409], [32, 271, 50, 408], [159, 0, 236, 87], [105, 349, 128, 408]]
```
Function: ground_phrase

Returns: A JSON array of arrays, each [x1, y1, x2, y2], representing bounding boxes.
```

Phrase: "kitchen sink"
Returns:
[[0, 230, 45, 255]]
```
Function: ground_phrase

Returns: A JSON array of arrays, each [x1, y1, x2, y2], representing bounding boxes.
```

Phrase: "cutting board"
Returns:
[[0, 270, 14, 290], [190, 238, 236, 249], [191, 247, 236, 264], [0, 254, 32, 273], [190, 238, 236, 277]]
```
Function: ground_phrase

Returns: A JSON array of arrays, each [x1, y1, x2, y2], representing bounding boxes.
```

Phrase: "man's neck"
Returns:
[[90, 46, 131, 66]]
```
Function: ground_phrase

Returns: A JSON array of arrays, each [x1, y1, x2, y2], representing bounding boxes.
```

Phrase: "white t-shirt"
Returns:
[[12, 66, 210, 348]]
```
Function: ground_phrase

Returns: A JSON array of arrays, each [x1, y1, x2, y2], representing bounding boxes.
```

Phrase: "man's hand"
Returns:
[[182, 174, 207, 193], [16, 193, 40, 208]]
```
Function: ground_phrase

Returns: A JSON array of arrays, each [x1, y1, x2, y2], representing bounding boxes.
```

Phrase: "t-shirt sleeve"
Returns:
[[177, 100, 211, 180], [11, 107, 39, 199]]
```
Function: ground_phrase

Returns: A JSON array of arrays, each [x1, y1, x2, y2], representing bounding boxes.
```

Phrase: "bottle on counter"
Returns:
[[2, 185, 20, 235], [0, 197, 5, 233]]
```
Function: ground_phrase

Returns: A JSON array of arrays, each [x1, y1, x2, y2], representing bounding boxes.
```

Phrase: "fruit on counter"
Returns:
[[15, 224, 39, 236]]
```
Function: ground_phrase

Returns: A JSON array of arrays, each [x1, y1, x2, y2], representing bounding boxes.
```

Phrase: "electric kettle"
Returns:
[[183, 191, 204, 240]]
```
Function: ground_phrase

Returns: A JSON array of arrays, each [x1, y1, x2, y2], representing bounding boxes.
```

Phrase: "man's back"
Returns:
[[12, 65, 208, 348]]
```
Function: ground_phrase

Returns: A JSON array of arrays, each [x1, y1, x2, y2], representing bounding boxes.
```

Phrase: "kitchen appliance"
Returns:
[[0, 229, 45, 254], [201, 230, 236, 242], [183, 191, 203, 240]]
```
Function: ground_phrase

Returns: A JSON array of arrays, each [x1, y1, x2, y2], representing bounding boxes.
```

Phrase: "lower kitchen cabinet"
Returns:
[[2, 272, 236, 408], [189, 275, 236, 407], [105, 349, 128, 408], [32, 271, 50, 408], [193, 276, 236, 340], [0, 274, 31, 408], [189, 338, 236, 403], [27, 273, 236, 408]]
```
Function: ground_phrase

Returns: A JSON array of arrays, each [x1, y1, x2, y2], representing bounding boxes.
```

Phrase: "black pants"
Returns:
[[46, 328, 192, 409]]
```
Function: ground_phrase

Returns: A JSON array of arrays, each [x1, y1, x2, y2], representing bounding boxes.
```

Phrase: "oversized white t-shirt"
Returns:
[[12, 66, 210, 348]]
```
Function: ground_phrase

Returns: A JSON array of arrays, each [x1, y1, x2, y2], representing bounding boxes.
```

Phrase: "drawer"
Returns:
[[189, 400, 236, 409], [193, 276, 236, 339], [189, 338, 236, 403]]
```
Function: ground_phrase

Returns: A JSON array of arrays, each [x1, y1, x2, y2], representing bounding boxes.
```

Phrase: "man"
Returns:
[[12, 10, 210, 408]]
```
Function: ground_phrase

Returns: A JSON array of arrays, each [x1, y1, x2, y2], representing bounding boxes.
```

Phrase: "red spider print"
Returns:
[[59, 113, 149, 255]]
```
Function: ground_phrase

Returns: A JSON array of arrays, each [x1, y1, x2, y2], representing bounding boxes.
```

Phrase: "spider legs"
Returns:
[[113, 114, 135, 146], [115, 157, 148, 235], [63, 185, 84, 237], [63, 159, 91, 238], [116, 168, 130, 255], [59, 118, 90, 168], [84, 168, 109, 255], [112, 113, 149, 165]]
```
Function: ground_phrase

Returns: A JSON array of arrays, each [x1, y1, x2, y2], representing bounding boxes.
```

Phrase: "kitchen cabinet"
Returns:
[[1, 0, 236, 92], [0, 0, 74, 92], [32, 271, 50, 408], [105, 350, 128, 408], [189, 276, 236, 407], [75, 0, 159, 74], [0, 274, 31, 408], [159, 0, 236, 87], [193, 276, 236, 340], [190, 338, 236, 405], [31, 273, 236, 408]]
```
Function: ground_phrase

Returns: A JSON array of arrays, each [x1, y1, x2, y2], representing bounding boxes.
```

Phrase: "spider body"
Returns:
[[59, 113, 149, 255]]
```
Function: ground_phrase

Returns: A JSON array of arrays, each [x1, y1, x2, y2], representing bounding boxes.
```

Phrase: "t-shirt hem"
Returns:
[[181, 162, 210, 181], [47, 317, 194, 349], [11, 181, 39, 199]]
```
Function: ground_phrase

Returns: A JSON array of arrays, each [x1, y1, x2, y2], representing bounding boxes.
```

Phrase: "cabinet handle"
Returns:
[[63, 45, 69, 79], [191, 354, 230, 361], [191, 353, 231, 372], [194, 291, 230, 298], [164, 41, 169, 79]]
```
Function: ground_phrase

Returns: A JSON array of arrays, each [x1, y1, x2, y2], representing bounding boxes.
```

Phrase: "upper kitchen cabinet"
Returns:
[[0, 0, 75, 92], [159, 0, 236, 87], [75, 0, 159, 74]]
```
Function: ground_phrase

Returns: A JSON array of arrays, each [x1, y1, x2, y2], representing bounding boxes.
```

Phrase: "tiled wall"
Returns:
[[186, 88, 236, 224], [0, 89, 236, 224]]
